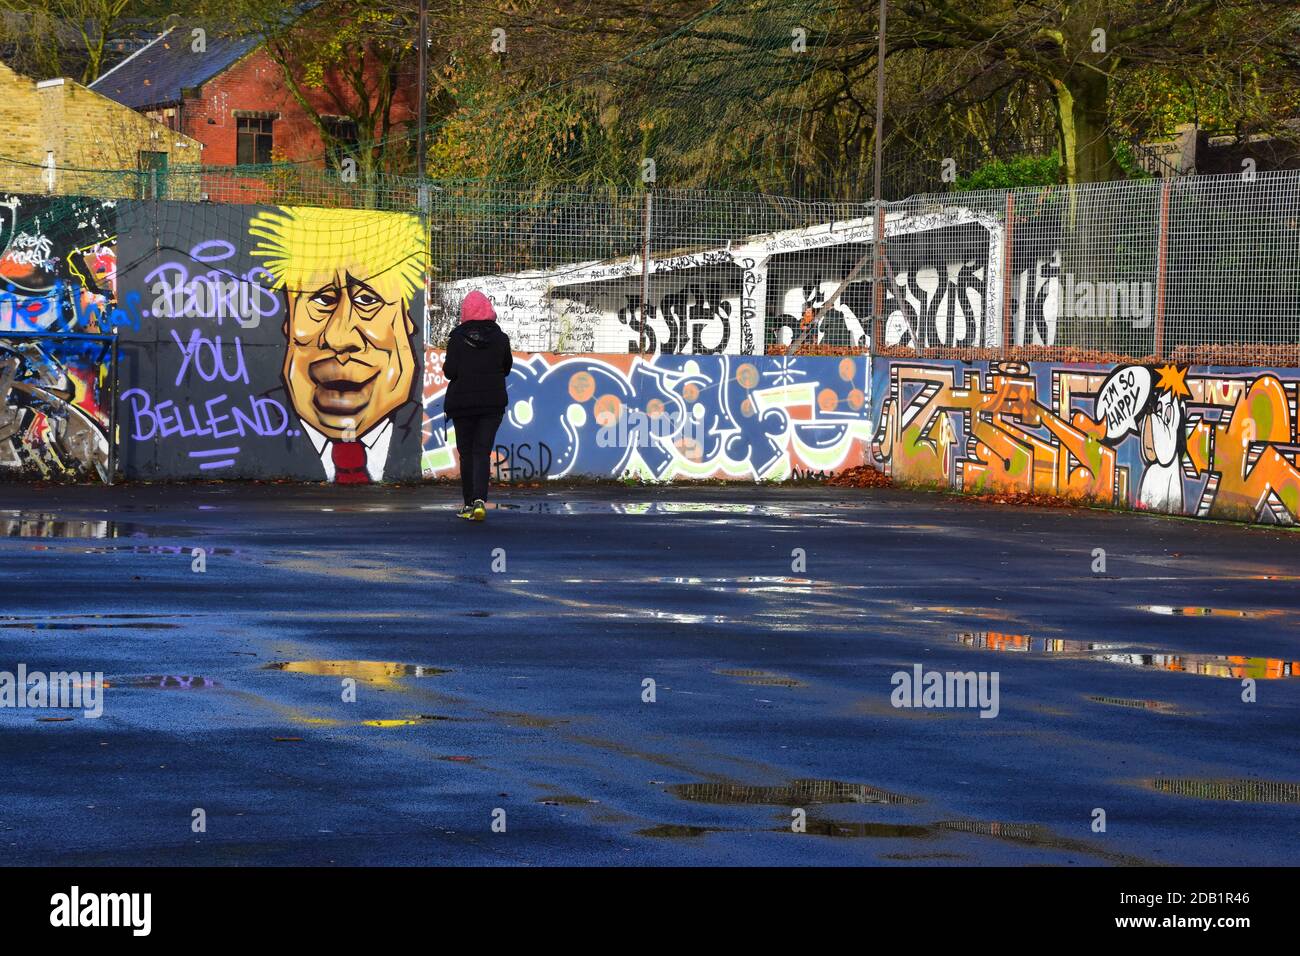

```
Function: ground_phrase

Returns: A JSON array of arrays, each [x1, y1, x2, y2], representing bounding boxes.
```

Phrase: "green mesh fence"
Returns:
[[4, 153, 1299, 364]]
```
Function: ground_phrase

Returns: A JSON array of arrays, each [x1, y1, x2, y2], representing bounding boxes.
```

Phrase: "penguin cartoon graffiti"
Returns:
[[1136, 364, 1190, 513]]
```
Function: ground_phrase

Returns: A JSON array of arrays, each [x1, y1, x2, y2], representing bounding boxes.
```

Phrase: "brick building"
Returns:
[[0, 60, 201, 198], [90, 22, 417, 171]]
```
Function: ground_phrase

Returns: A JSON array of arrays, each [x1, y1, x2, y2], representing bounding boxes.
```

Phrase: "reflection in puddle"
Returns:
[[490, 711, 570, 729], [1144, 778, 1300, 803], [955, 631, 1300, 679], [554, 574, 847, 597], [1094, 652, 1299, 680], [4, 517, 112, 538], [488, 501, 799, 517], [121, 675, 220, 689], [0, 618, 178, 631], [537, 794, 598, 806], [362, 717, 441, 727], [792, 819, 931, 839], [715, 668, 806, 688], [669, 779, 920, 806], [636, 824, 723, 838], [954, 632, 1127, 654], [264, 661, 449, 685], [1135, 605, 1285, 619], [2, 512, 198, 539], [935, 820, 1149, 865], [1088, 695, 1181, 714]]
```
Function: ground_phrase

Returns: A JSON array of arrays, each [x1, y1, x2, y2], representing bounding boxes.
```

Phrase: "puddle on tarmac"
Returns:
[[640, 576, 844, 595], [70, 545, 241, 556], [636, 824, 725, 838], [935, 820, 1149, 866], [954, 632, 1128, 654], [490, 711, 570, 729], [914, 606, 1030, 620], [1093, 652, 1299, 679], [787, 819, 931, 839], [264, 661, 450, 685], [1143, 778, 1300, 803], [1088, 695, 1182, 714], [488, 501, 795, 517], [1135, 605, 1286, 619], [954, 631, 1300, 679], [1, 514, 199, 539], [537, 794, 599, 806], [668, 779, 921, 807], [715, 668, 806, 688], [0, 617, 179, 631], [120, 675, 221, 689], [361, 716, 451, 727]]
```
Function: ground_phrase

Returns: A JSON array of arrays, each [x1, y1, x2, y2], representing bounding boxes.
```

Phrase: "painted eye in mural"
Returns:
[[309, 286, 342, 310], [346, 279, 387, 318]]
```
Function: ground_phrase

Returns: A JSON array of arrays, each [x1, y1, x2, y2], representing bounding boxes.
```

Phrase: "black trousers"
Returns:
[[452, 414, 503, 504]]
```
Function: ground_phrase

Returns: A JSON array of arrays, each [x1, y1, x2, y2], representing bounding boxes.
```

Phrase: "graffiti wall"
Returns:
[[422, 351, 872, 481], [871, 358, 1300, 524], [5, 186, 1298, 526], [439, 208, 1063, 355], [114, 202, 426, 481], [1, 195, 121, 479]]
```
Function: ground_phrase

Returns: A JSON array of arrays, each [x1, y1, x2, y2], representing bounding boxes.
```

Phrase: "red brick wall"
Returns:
[[177, 47, 417, 167]]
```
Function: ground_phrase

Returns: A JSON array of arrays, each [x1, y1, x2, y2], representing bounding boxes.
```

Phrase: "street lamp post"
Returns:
[[872, 0, 887, 351], [417, 0, 428, 184]]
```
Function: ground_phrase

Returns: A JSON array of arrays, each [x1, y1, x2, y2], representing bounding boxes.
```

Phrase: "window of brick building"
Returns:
[[236, 116, 274, 165], [137, 151, 169, 198], [323, 116, 359, 170]]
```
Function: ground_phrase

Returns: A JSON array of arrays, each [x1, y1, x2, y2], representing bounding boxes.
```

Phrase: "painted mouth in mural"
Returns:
[[309, 360, 378, 415]]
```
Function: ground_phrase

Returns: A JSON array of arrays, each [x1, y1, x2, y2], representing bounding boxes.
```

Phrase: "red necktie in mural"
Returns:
[[331, 441, 371, 485]]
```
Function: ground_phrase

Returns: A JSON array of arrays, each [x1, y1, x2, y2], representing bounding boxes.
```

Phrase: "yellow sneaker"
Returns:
[[471, 499, 487, 521]]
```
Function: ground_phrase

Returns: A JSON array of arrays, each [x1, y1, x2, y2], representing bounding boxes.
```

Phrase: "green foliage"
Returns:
[[953, 153, 1060, 192], [1111, 141, 1155, 181]]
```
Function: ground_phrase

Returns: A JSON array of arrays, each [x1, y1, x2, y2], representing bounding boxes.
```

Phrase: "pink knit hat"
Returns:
[[460, 290, 497, 322]]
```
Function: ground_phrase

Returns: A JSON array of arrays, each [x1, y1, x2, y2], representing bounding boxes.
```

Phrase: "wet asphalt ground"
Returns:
[[1, 482, 1298, 866]]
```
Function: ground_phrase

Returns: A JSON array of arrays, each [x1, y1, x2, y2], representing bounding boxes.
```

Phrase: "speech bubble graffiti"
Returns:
[[1096, 365, 1151, 442]]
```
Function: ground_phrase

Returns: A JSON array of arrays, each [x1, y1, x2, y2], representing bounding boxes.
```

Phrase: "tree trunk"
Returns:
[[1051, 66, 1122, 185]]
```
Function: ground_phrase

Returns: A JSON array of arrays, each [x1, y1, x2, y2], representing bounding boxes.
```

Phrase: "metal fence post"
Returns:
[[1154, 179, 1172, 360], [107, 334, 120, 486], [1002, 190, 1015, 354], [872, 200, 885, 352], [640, 190, 652, 355]]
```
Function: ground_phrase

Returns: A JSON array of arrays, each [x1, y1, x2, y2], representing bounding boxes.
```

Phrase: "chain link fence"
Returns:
[[4, 158, 1298, 365]]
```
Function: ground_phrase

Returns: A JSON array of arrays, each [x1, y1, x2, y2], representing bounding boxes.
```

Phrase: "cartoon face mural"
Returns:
[[1136, 365, 1189, 512], [249, 207, 426, 483], [422, 352, 872, 481], [871, 358, 1300, 524]]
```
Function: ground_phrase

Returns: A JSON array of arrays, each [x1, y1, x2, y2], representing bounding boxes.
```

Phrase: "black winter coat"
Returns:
[[443, 320, 513, 417]]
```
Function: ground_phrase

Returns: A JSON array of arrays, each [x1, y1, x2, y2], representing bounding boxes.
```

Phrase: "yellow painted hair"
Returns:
[[248, 206, 427, 307]]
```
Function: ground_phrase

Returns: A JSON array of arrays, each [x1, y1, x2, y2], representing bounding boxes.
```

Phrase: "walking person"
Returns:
[[444, 290, 512, 521]]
